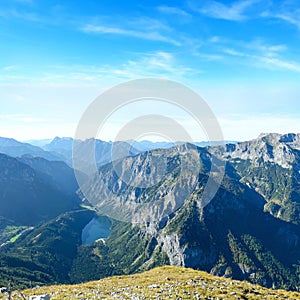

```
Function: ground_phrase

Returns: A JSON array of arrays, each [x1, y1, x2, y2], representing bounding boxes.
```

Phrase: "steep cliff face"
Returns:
[[82, 143, 216, 226]]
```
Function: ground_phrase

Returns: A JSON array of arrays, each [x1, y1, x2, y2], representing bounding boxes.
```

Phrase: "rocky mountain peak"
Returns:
[[211, 133, 300, 169], [47, 136, 74, 147], [258, 132, 300, 147]]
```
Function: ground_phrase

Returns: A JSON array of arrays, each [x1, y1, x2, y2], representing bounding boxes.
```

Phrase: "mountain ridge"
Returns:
[[0, 137, 64, 162], [5, 266, 300, 300]]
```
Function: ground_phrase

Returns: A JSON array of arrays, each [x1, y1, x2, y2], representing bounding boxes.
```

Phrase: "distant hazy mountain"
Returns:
[[43, 137, 73, 163], [23, 139, 52, 147], [0, 137, 63, 161], [0, 153, 79, 225], [19, 156, 84, 196], [41, 137, 237, 168], [43, 137, 237, 160], [117, 140, 237, 151], [43, 137, 140, 167], [127, 140, 177, 151]]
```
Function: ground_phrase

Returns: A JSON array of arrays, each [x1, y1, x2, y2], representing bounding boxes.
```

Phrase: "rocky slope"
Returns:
[[4, 266, 300, 300], [81, 143, 217, 226], [209, 133, 300, 224]]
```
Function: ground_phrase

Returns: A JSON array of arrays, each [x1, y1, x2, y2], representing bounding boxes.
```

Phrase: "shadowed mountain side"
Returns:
[[0, 154, 80, 225]]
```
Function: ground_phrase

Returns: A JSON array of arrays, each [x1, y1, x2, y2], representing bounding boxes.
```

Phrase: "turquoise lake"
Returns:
[[81, 216, 111, 244]]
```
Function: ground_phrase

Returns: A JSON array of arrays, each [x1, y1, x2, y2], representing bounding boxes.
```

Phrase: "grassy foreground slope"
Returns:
[[6, 266, 300, 299]]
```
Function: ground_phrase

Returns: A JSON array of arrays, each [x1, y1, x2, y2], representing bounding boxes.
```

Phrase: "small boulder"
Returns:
[[29, 294, 51, 300]]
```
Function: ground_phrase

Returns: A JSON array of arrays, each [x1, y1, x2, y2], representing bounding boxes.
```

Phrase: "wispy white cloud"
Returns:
[[129, 17, 173, 32], [224, 47, 300, 73], [209, 36, 223, 43], [157, 6, 191, 18], [0, 51, 197, 84], [190, 0, 300, 31], [193, 35, 293, 71], [81, 17, 181, 46], [262, 10, 300, 31], [110, 51, 199, 80], [196, 53, 224, 61], [216, 37, 300, 73], [276, 13, 300, 30], [222, 39, 287, 59], [260, 1, 300, 30], [245, 39, 287, 56], [223, 48, 247, 57], [259, 57, 300, 72], [190, 0, 259, 21]]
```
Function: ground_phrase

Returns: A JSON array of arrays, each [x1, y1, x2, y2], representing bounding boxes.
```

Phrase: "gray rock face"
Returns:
[[83, 144, 211, 225], [158, 233, 185, 266], [210, 133, 300, 169], [208, 133, 300, 225]]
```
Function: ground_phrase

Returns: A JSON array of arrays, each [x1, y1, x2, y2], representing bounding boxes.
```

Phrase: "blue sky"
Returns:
[[1, 0, 300, 141]]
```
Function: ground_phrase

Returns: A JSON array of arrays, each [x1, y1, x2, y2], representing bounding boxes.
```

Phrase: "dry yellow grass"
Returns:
[[2, 266, 300, 299]]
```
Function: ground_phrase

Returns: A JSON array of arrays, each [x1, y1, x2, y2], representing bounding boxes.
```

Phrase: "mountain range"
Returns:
[[0, 137, 63, 162], [0, 133, 299, 292]]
